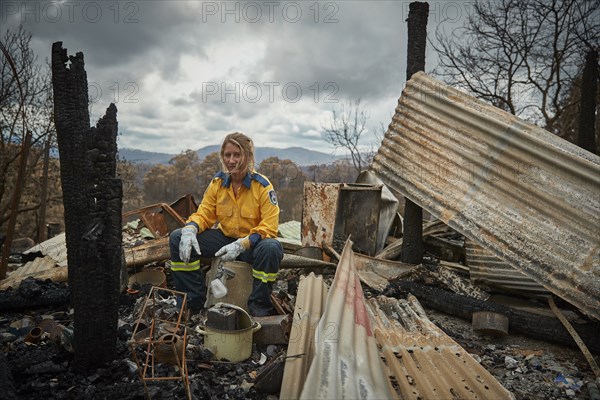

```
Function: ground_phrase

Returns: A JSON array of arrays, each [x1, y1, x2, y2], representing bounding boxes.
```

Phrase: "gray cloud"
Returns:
[[4, 0, 468, 153]]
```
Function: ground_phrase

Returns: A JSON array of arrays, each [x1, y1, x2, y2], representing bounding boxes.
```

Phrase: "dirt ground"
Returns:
[[426, 308, 598, 400]]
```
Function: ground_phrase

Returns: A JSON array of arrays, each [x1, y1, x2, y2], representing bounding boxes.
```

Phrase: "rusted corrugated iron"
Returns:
[[367, 295, 514, 399], [465, 238, 549, 297], [123, 203, 185, 238], [371, 72, 600, 319], [300, 240, 395, 399], [169, 194, 198, 220], [280, 273, 328, 400]]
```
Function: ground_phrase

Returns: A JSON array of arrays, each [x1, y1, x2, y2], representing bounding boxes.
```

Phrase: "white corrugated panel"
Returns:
[[6, 256, 57, 280], [280, 273, 328, 400], [300, 240, 395, 399], [278, 220, 301, 243], [371, 72, 600, 319], [23, 233, 68, 267]]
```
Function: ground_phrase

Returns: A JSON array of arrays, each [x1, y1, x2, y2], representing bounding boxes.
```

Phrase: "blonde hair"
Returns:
[[220, 132, 255, 175]]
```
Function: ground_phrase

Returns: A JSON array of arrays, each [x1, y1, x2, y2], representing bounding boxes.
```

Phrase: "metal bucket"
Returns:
[[195, 303, 261, 363], [128, 268, 166, 291]]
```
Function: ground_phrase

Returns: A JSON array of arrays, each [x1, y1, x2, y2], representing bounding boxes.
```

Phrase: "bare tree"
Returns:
[[322, 98, 372, 174], [0, 26, 56, 236], [432, 0, 599, 134]]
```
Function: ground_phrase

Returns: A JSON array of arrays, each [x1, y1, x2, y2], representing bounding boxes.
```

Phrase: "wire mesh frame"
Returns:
[[129, 286, 191, 400]]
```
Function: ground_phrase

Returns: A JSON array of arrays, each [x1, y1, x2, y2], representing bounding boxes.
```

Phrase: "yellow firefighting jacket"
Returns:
[[186, 171, 279, 247]]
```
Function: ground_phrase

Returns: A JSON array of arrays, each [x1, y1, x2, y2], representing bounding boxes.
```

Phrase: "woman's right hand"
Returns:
[[179, 225, 201, 263]]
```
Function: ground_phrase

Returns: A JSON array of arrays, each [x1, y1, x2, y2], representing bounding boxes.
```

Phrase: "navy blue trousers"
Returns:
[[169, 228, 283, 316]]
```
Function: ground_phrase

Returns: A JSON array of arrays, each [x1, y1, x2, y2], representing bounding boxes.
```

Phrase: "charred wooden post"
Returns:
[[578, 49, 598, 155], [51, 42, 122, 368], [37, 134, 52, 243], [401, 2, 428, 264]]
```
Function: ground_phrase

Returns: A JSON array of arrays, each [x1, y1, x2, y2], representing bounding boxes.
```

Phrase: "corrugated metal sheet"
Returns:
[[8, 256, 56, 279], [367, 295, 514, 399], [371, 72, 600, 319], [278, 221, 303, 252], [280, 273, 328, 400], [1, 256, 60, 290], [300, 240, 395, 399], [23, 233, 68, 267], [354, 252, 415, 291], [465, 238, 549, 297], [279, 220, 301, 242]]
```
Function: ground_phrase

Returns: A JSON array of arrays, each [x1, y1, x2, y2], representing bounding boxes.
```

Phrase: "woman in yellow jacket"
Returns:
[[169, 132, 283, 317]]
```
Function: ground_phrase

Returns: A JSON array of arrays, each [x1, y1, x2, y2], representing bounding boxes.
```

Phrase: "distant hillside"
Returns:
[[118, 149, 173, 164], [119, 146, 339, 166]]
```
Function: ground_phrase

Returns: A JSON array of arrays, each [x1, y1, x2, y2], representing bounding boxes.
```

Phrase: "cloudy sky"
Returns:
[[3, 0, 469, 155]]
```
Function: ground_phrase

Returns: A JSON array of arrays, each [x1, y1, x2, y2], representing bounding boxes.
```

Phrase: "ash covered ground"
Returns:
[[1, 273, 598, 400]]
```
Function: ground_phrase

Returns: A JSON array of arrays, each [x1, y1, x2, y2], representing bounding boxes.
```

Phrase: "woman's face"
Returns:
[[222, 142, 244, 174]]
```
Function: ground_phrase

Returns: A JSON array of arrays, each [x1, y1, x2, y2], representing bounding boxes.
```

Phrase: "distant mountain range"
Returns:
[[118, 145, 341, 166]]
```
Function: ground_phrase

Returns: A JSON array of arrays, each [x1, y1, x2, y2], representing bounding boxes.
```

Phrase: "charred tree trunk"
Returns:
[[37, 134, 52, 243], [401, 2, 428, 264], [51, 42, 122, 369], [578, 49, 598, 155]]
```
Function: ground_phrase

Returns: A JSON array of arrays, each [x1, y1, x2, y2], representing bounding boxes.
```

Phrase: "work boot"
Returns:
[[248, 279, 277, 317]]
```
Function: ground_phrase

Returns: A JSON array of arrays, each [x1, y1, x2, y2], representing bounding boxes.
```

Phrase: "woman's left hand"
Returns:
[[215, 238, 247, 261]]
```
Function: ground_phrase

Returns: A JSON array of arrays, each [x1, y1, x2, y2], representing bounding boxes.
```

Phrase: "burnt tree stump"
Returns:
[[51, 42, 122, 369], [401, 2, 429, 264]]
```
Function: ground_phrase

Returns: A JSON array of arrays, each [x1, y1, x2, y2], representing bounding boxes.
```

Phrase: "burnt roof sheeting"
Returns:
[[371, 72, 600, 319], [23, 232, 68, 267], [367, 295, 515, 400], [280, 273, 328, 400], [300, 240, 395, 399], [465, 238, 549, 297]]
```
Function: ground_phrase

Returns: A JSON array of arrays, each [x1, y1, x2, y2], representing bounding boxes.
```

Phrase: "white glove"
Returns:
[[179, 225, 200, 263], [215, 238, 249, 262]]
